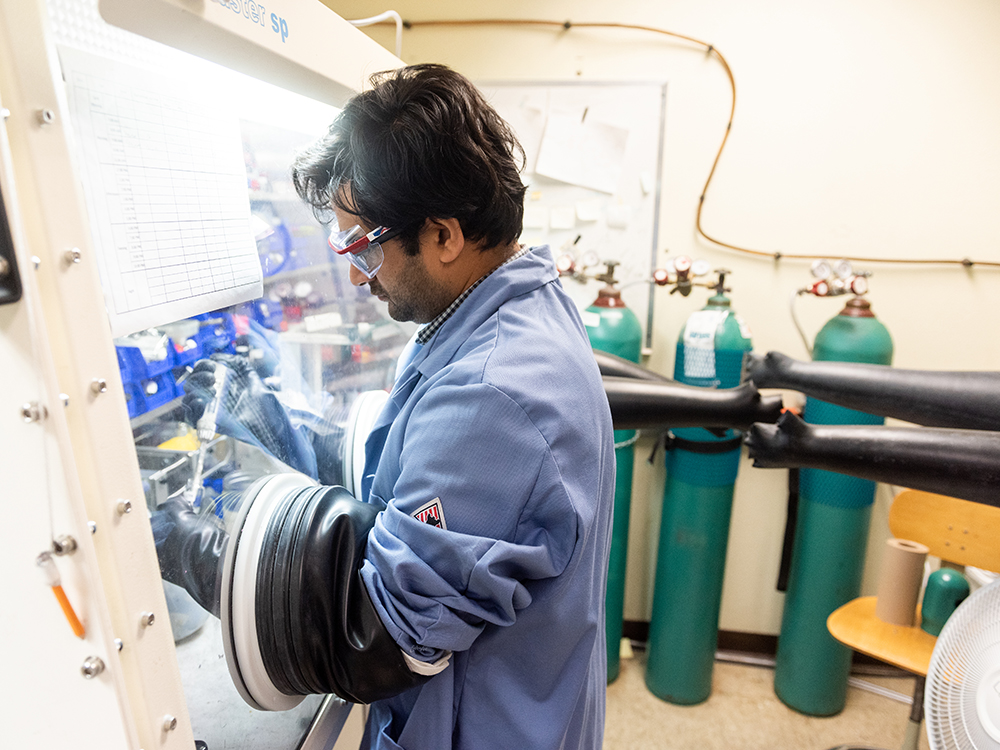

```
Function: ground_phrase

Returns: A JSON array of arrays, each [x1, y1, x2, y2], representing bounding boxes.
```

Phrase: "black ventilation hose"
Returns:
[[594, 349, 672, 382], [745, 351, 1000, 431], [255, 485, 428, 704], [746, 412, 1000, 509], [604, 377, 784, 431]]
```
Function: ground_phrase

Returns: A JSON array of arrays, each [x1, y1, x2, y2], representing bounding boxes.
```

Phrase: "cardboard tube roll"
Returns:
[[875, 538, 930, 626]]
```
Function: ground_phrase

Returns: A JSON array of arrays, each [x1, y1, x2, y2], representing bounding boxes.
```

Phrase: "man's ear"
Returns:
[[424, 217, 465, 264]]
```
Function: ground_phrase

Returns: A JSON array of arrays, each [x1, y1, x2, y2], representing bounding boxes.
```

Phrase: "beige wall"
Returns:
[[326, 0, 1000, 634]]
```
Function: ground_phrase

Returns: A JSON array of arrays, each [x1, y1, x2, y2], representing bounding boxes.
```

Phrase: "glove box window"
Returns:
[[114, 115, 411, 748], [46, 1, 408, 746]]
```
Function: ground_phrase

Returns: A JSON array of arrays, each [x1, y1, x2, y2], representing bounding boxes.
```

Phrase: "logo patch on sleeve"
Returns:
[[412, 497, 447, 530]]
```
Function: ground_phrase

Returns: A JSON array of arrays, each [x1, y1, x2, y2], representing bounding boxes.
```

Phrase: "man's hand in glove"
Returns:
[[150, 497, 228, 617], [182, 356, 319, 479]]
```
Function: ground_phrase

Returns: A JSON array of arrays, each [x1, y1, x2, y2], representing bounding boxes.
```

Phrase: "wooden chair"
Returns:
[[825, 489, 1000, 750]]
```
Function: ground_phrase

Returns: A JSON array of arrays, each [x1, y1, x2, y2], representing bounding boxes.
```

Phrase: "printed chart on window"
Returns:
[[60, 46, 263, 337]]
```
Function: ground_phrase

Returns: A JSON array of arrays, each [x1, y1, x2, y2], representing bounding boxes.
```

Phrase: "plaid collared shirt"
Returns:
[[415, 245, 530, 345]]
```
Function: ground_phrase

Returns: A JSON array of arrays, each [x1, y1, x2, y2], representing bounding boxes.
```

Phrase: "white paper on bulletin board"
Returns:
[[481, 81, 667, 344], [60, 46, 263, 337], [535, 111, 629, 194]]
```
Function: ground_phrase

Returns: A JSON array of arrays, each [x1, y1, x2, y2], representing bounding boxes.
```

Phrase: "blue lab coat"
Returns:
[[358, 245, 615, 750]]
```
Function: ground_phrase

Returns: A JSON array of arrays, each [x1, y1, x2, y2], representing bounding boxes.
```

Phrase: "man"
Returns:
[[291, 64, 615, 750]]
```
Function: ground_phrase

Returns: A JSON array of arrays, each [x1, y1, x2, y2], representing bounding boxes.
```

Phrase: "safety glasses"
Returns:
[[327, 222, 404, 279]]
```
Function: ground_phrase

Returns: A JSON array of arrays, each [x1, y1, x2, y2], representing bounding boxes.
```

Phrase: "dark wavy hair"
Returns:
[[292, 64, 526, 256]]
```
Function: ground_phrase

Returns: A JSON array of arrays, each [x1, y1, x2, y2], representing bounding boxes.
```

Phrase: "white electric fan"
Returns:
[[925, 576, 1000, 750]]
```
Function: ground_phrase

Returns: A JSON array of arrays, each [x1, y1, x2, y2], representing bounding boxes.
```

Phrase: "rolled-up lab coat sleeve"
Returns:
[[360, 381, 580, 659]]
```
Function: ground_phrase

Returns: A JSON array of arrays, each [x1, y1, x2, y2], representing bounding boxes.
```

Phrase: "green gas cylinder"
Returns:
[[774, 297, 893, 716], [645, 272, 752, 704], [583, 262, 643, 683]]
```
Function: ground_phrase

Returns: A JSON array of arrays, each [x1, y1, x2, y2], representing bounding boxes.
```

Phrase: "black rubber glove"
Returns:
[[746, 411, 1000, 509], [182, 356, 319, 479], [150, 497, 228, 617], [603, 376, 783, 431], [594, 349, 672, 382], [744, 351, 1000, 431]]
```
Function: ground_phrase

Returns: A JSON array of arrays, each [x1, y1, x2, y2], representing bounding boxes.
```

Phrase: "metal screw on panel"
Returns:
[[114, 638, 123, 652], [31, 255, 41, 269], [90, 378, 108, 395], [21, 402, 47, 423], [52, 535, 77, 555], [36, 108, 55, 125], [64, 248, 82, 265], [163, 715, 178, 732], [81, 656, 105, 679], [1, 108, 10, 120], [0, 257, 9, 277], [140, 612, 156, 628], [117, 500, 133, 515], [60, 393, 70, 407], [88, 521, 97, 534]]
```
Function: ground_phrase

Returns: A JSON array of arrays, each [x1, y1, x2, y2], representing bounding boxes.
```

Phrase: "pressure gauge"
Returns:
[[834, 258, 854, 280], [812, 280, 830, 297], [691, 259, 711, 277], [673, 255, 692, 274], [580, 251, 600, 269], [810, 260, 832, 280], [850, 275, 869, 295], [555, 254, 575, 274], [653, 268, 671, 286], [661, 257, 676, 274]]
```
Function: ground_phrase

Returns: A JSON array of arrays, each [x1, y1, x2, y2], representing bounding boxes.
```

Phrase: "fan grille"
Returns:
[[926, 577, 1000, 750]]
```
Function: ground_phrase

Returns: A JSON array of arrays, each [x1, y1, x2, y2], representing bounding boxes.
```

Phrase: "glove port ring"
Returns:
[[221, 472, 318, 711]]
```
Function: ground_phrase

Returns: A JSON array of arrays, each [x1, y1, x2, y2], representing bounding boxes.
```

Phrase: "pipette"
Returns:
[[187, 365, 229, 508]]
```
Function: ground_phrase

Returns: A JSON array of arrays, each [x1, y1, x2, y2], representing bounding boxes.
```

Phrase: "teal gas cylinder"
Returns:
[[583, 263, 643, 683], [645, 275, 752, 704], [773, 296, 893, 716]]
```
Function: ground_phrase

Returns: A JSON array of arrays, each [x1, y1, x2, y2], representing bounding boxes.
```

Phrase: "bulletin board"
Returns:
[[480, 81, 668, 349]]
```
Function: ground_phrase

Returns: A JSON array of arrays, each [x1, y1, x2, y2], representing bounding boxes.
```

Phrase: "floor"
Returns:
[[604, 647, 930, 750]]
